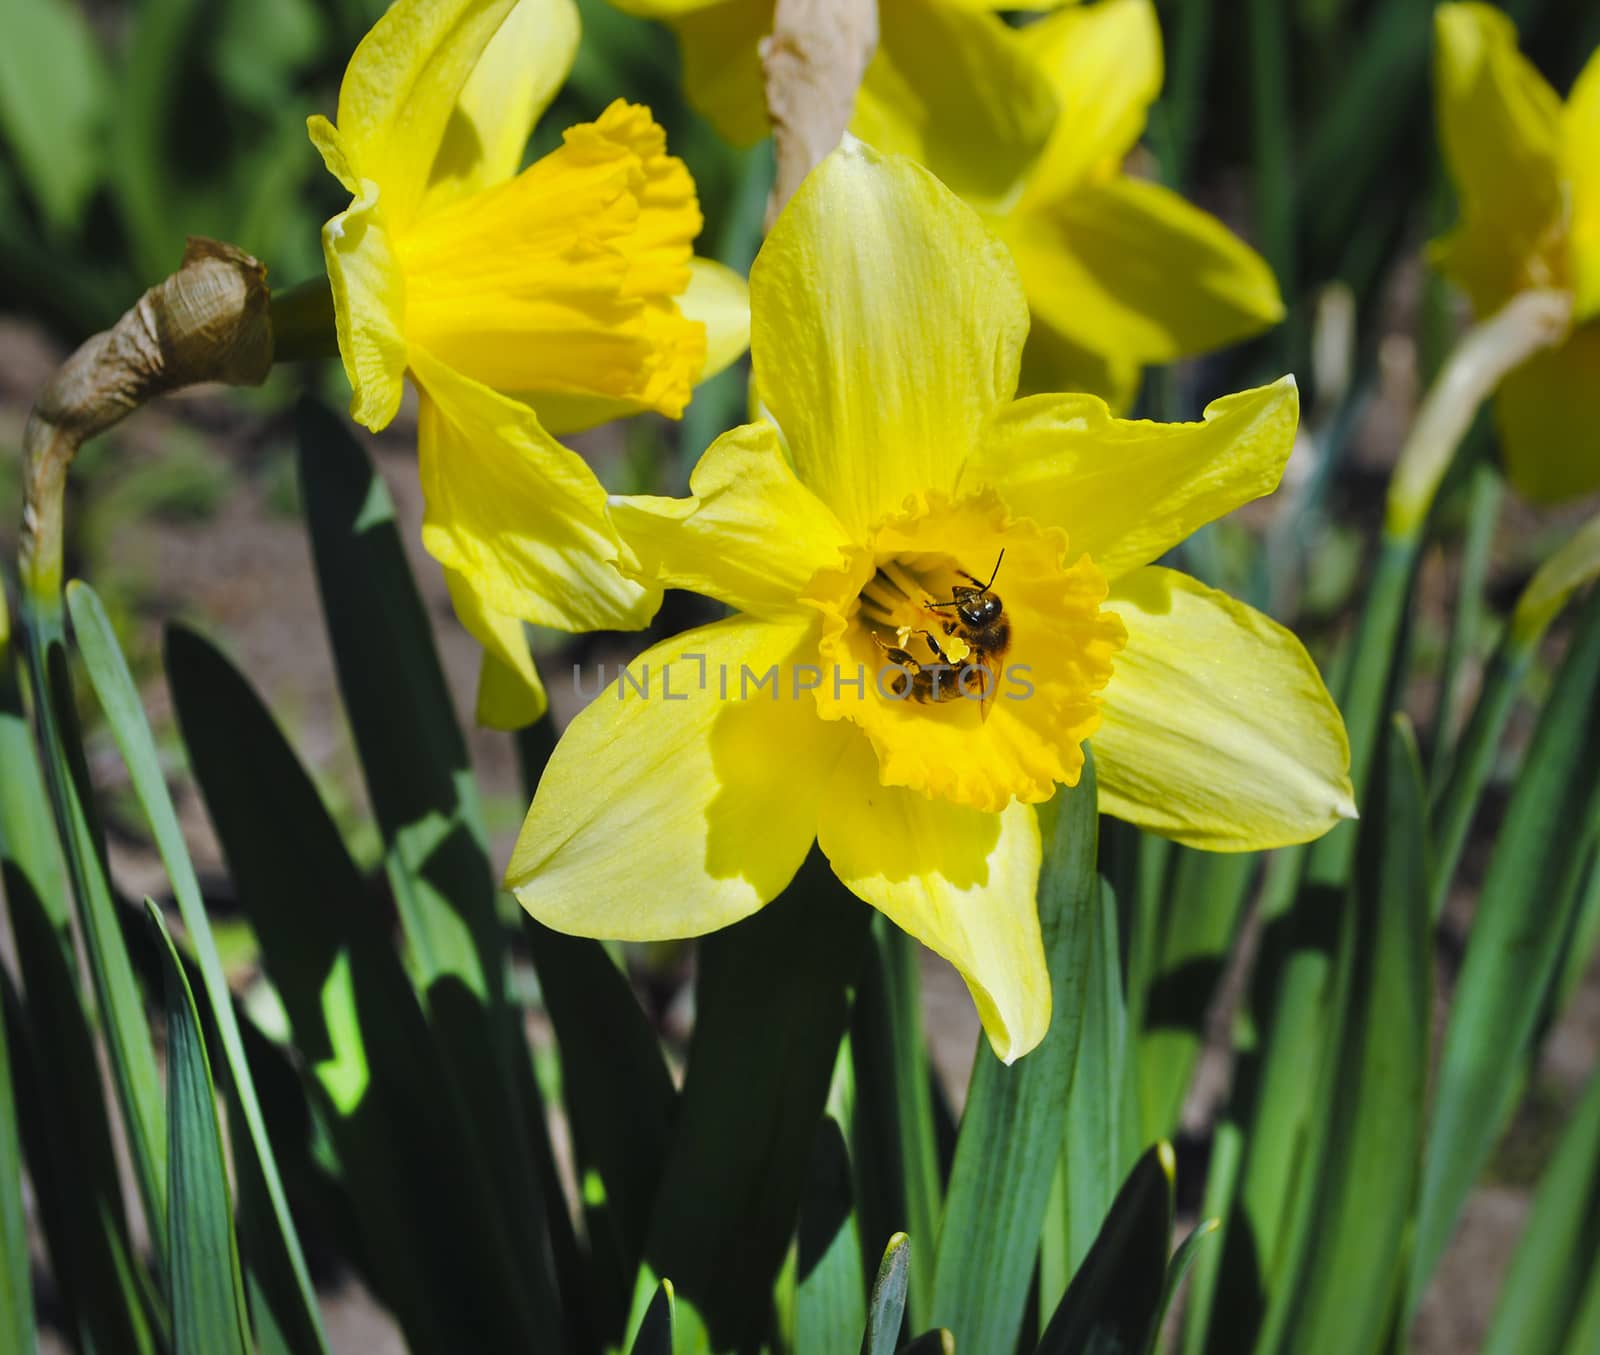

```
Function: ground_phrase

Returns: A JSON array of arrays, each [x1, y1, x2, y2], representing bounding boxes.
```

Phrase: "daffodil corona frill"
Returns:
[[310, 0, 750, 727], [1434, 3, 1600, 502], [607, 0, 1282, 405], [507, 144, 1353, 1064]]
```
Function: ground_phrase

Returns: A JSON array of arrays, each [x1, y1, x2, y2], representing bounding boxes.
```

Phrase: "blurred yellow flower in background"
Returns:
[[1434, 2, 1600, 502], [507, 144, 1351, 1064], [609, 0, 1282, 405], [310, 0, 750, 726]]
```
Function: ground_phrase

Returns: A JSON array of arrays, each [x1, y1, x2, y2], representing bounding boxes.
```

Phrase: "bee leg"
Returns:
[[915, 628, 952, 665]]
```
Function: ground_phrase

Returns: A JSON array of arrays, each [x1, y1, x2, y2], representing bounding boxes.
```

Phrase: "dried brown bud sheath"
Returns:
[[20, 237, 273, 597]]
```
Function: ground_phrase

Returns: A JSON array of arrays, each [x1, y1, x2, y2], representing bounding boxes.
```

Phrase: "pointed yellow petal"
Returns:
[[443, 567, 549, 728], [674, 0, 773, 146], [412, 348, 662, 631], [1019, 0, 1162, 204], [969, 378, 1299, 583], [507, 616, 850, 936], [332, 0, 521, 229], [1566, 45, 1600, 322], [1432, 3, 1565, 311], [1092, 567, 1355, 851], [309, 121, 409, 430], [402, 101, 706, 420], [417, 0, 581, 216], [1018, 320, 1142, 410], [1494, 324, 1600, 503], [817, 737, 1048, 1063], [1002, 176, 1283, 369], [607, 0, 770, 145], [851, 0, 1059, 207], [610, 421, 850, 618], [684, 257, 752, 381], [752, 139, 1028, 534]]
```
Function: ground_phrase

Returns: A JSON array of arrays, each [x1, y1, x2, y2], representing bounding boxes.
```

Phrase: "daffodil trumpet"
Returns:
[[309, 0, 751, 729], [508, 143, 1353, 1064]]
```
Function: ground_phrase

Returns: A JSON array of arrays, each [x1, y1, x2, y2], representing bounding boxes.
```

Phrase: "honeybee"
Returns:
[[870, 551, 1011, 716], [926, 550, 1010, 718]]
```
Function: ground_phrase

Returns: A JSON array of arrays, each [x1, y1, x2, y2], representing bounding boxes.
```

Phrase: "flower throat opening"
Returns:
[[858, 552, 1010, 710]]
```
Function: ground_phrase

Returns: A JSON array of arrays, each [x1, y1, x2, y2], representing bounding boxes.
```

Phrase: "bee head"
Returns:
[[954, 588, 1003, 628]]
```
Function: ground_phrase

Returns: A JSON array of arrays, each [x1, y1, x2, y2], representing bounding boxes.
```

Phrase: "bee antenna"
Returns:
[[982, 549, 1005, 593]]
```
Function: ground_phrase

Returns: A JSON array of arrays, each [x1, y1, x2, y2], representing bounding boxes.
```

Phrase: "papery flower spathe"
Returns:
[[607, 0, 1282, 405], [507, 143, 1352, 1063], [1434, 2, 1600, 502], [310, 0, 750, 726]]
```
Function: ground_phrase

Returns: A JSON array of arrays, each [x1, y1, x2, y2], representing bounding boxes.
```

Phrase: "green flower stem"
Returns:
[[1430, 513, 1600, 920], [268, 277, 339, 364]]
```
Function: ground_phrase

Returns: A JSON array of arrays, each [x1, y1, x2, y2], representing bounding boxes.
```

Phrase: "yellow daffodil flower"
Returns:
[[1434, 3, 1600, 502], [607, 0, 1282, 405], [507, 144, 1352, 1063], [310, 0, 751, 726]]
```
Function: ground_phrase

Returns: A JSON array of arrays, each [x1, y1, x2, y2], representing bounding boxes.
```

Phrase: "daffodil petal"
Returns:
[[310, 139, 409, 431], [443, 566, 549, 728], [1001, 176, 1283, 371], [969, 378, 1299, 583], [816, 737, 1048, 1063], [507, 615, 850, 937], [610, 420, 850, 618], [417, 0, 580, 215], [1494, 323, 1600, 503], [684, 257, 753, 380], [1092, 567, 1355, 851], [753, 139, 1029, 534], [656, 0, 773, 147], [411, 348, 661, 631], [1018, 320, 1142, 410], [1566, 44, 1600, 323], [1432, 2, 1565, 311], [851, 0, 1059, 208], [332, 0, 521, 230], [1019, 0, 1161, 204]]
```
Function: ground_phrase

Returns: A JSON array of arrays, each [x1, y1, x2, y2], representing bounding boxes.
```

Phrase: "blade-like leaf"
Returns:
[[1136, 848, 1256, 1141], [149, 901, 251, 1355], [525, 918, 676, 1291], [1, 960, 158, 1354], [644, 851, 871, 1349], [629, 1280, 675, 1355], [798, 1117, 867, 1355], [863, 1234, 911, 1355], [0, 973, 30, 1355], [0, 0, 105, 231], [1482, 1062, 1600, 1355], [166, 622, 551, 1354], [20, 597, 168, 1265], [67, 581, 327, 1351], [1159, 1220, 1220, 1337], [929, 759, 1100, 1351], [1063, 875, 1136, 1278], [296, 399, 565, 1332], [1036, 1143, 1175, 1355], [849, 917, 943, 1329], [1265, 716, 1431, 1355], [1412, 582, 1600, 1305]]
